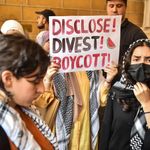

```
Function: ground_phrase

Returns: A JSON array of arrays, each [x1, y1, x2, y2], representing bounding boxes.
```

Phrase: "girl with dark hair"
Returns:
[[0, 34, 58, 150], [99, 39, 150, 150]]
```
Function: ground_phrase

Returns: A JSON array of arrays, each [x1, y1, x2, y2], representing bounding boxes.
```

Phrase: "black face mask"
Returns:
[[127, 63, 150, 87]]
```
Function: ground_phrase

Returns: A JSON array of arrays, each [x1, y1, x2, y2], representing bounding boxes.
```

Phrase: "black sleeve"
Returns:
[[99, 93, 113, 150], [143, 129, 150, 150], [133, 27, 147, 41], [0, 126, 11, 150]]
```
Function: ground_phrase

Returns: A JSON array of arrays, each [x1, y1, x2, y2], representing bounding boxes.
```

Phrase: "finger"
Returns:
[[136, 82, 146, 90], [133, 82, 146, 94], [110, 61, 118, 68], [134, 82, 141, 90], [106, 64, 118, 70], [51, 60, 61, 66], [47, 68, 59, 76], [50, 63, 60, 69], [140, 82, 149, 89]]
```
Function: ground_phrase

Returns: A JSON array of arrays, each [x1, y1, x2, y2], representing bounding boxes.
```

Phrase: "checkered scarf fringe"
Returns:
[[53, 73, 73, 150], [0, 100, 41, 150], [130, 107, 146, 150], [21, 106, 59, 150], [87, 70, 100, 149]]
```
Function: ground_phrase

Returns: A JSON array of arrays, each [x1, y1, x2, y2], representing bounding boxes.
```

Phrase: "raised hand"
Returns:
[[43, 62, 60, 91], [104, 61, 118, 83], [133, 82, 150, 110]]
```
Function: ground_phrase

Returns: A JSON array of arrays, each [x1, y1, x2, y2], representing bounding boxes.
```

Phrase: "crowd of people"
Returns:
[[0, 0, 150, 150]]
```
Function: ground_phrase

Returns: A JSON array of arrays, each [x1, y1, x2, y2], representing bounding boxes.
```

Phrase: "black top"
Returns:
[[0, 126, 11, 150], [119, 18, 147, 64], [99, 88, 150, 150]]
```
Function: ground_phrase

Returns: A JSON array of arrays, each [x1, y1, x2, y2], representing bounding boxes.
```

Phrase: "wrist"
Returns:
[[43, 77, 52, 83], [103, 79, 112, 87], [105, 79, 112, 84], [144, 111, 150, 114], [142, 102, 150, 112]]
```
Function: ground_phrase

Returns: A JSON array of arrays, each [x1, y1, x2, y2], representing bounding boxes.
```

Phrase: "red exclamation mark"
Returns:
[[112, 18, 116, 32], [108, 53, 110, 65], [100, 36, 104, 49]]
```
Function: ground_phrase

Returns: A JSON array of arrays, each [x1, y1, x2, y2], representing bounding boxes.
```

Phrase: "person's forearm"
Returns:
[[100, 80, 112, 107]]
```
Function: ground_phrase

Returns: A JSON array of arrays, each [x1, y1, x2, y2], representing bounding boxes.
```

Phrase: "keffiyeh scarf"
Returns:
[[113, 38, 150, 150], [113, 75, 147, 150], [130, 107, 147, 150], [0, 90, 58, 150], [21, 106, 59, 150], [0, 100, 41, 150], [87, 70, 101, 149], [53, 73, 73, 150]]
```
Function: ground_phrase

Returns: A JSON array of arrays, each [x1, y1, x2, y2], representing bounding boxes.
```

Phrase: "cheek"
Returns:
[[119, 8, 126, 15], [13, 83, 36, 106], [43, 43, 50, 53], [106, 8, 112, 14]]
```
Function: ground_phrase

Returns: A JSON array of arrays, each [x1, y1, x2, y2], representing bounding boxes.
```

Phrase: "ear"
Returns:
[[1, 70, 14, 88]]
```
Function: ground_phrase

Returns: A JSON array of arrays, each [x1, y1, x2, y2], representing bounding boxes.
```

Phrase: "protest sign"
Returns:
[[49, 15, 121, 72]]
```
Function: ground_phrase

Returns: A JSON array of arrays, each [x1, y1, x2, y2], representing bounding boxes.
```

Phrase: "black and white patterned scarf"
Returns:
[[130, 107, 147, 150], [0, 100, 41, 150], [114, 39, 150, 150], [0, 90, 58, 150], [21, 106, 59, 150], [87, 70, 101, 149], [53, 73, 73, 150]]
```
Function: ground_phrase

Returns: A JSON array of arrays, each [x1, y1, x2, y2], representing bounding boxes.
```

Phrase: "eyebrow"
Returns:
[[132, 55, 141, 58], [145, 56, 150, 59], [132, 55, 150, 59]]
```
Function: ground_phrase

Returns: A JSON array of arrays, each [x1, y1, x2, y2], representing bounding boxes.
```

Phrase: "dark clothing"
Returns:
[[143, 130, 150, 150], [119, 18, 147, 64], [0, 125, 11, 150], [99, 18, 147, 150], [99, 88, 150, 150]]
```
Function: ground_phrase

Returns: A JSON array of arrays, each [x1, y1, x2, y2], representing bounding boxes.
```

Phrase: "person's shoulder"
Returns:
[[122, 18, 147, 38], [124, 19, 141, 29]]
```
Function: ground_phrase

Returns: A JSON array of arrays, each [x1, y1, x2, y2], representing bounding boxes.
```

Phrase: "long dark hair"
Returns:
[[0, 34, 50, 96]]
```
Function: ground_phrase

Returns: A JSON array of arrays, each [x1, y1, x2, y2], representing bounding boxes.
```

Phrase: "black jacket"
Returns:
[[119, 18, 147, 64], [99, 88, 150, 150], [0, 126, 11, 150]]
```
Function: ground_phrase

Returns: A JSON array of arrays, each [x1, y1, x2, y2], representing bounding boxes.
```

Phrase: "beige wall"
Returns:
[[0, 0, 146, 39]]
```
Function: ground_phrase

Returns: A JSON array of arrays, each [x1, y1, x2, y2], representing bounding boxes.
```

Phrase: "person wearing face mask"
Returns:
[[99, 0, 148, 110], [98, 0, 148, 134], [99, 39, 150, 150], [100, 0, 147, 134]]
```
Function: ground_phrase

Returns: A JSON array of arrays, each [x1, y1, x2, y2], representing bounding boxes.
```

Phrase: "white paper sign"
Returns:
[[49, 15, 121, 73]]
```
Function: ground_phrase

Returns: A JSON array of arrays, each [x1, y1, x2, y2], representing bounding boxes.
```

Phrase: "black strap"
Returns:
[[0, 125, 11, 150]]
